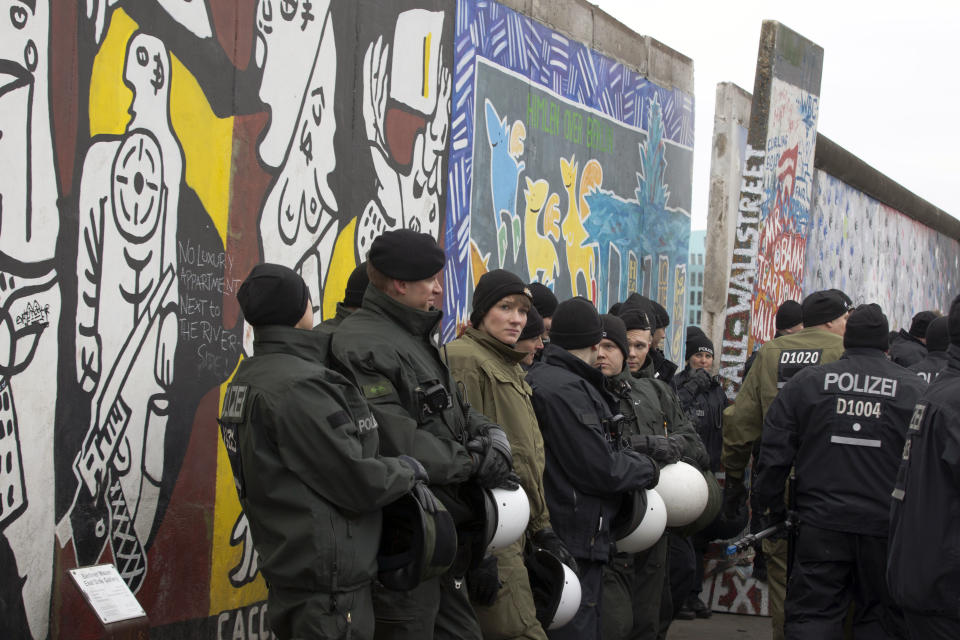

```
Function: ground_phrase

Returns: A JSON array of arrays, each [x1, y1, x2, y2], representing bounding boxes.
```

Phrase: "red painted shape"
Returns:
[[210, 0, 256, 70], [49, 0, 80, 196]]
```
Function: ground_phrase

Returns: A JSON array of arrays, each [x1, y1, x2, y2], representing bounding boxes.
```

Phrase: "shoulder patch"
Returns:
[[908, 403, 927, 433], [221, 384, 249, 422], [362, 379, 395, 399], [327, 410, 352, 429]]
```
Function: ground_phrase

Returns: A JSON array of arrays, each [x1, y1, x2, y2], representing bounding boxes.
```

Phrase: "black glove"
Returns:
[[629, 434, 682, 466], [498, 471, 521, 491], [397, 455, 441, 514], [467, 554, 501, 606], [532, 528, 578, 574], [467, 426, 513, 488], [397, 455, 429, 483], [759, 506, 792, 541], [722, 475, 748, 523], [685, 368, 713, 393], [623, 449, 660, 489]]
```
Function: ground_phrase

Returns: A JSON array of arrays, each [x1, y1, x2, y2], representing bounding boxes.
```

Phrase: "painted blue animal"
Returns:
[[484, 99, 524, 267]]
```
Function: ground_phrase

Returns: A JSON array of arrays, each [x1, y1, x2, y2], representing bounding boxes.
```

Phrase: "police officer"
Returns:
[[620, 294, 677, 383], [907, 315, 949, 383], [526, 298, 660, 640], [889, 310, 938, 367], [516, 306, 546, 368], [222, 264, 432, 640], [755, 304, 924, 639], [722, 289, 851, 640], [888, 297, 960, 639], [446, 270, 575, 640], [317, 261, 369, 331], [331, 230, 514, 640], [597, 312, 712, 640], [672, 330, 729, 619], [528, 282, 558, 339]]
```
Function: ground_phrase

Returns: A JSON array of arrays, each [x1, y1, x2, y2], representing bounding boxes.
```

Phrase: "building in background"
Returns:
[[688, 229, 705, 326]]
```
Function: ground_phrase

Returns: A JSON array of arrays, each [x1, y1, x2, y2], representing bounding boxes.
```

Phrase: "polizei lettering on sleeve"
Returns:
[[221, 384, 249, 421], [822, 372, 898, 398]]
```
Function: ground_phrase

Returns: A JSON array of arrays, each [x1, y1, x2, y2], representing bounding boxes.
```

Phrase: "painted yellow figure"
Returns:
[[522, 177, 561, 287], [560, 156, 600, 300]]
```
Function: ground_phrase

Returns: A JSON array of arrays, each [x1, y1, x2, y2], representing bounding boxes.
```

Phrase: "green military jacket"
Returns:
[[221, 325, 415, 593], [330, 285, 491, 523], [722, 327, 845, 480], [445, 328, 551, 534], [625, 365, 710, 469]]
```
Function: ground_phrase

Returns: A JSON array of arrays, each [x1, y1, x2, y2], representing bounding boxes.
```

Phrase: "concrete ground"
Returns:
[[667, 612, 771, 639]]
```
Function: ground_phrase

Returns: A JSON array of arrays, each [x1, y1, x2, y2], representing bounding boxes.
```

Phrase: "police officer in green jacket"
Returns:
[[331, 230, 516, 640], [222, 264, 435, 640], [446, 270, 577, 640], [316, 261, 369, 332], [598, 311, 712, 640], [721, 289, 851, 640]]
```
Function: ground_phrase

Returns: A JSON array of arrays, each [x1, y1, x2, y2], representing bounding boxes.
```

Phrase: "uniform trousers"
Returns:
[[372, 570, 482, 640], [903, 612, 960, 640], [472, 537, 547, 640], [785, 524, 905, 640], [270, 584, 375, 640], [600, 536, 668, 640]]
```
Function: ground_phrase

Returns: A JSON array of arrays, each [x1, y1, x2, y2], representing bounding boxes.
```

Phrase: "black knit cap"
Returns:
[[237, 263, 310, 328], [550, 297, 602, 350], [843, 303, 889, 350], [801, 290, 848, 327], [775, 300, 803, 331], [909, 310, 939, 338], [949, 295, 960, 347], [925, 316, 950, 352], [519, 306, 545, 341], [686, 333, 714, 360], [619, 308, 652, 332], [620, 293, 658, 329], [343, 261, 369, 308], [528, 282, 558, 318], [686, 325, 707, 339], [369, 229, 444, 281], [600, 314, 629, 361], [470, 269, 531, 328]]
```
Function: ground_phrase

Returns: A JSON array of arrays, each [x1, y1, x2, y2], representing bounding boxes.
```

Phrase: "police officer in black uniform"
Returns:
[[755, 304, 925, 639], [888, 296, 960, 640], [526, 297, 661, 640], [889, 310, 938, 367], [907, 315, 949, 383]]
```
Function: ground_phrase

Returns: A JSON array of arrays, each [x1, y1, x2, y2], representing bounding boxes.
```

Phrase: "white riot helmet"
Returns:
[[525, 549, 582, 630], [612, 489, 667, 553], [656, 461, 709, 527], [483, 485, 530, 553]]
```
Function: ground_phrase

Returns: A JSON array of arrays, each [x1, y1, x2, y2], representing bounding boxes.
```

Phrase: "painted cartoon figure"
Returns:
[[0, 0, 62, 636], [485, 99, 525, 268], [255, 0, 339, 317], [357, 9, 450, 260], [560, 155, 599, 300], [66, 32, 180, 593], [522, 177, 561, 286]]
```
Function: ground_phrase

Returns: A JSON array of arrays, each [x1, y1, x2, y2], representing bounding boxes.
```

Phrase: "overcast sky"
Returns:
[[593, 0, 960, 230]]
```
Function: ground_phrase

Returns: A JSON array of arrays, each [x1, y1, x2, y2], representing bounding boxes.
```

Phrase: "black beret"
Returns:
[[949, 295, 960, 347], [909, 310, 939, 338], [528, 282, 558, 318], [550, 297, 602, 350], [600, 314, 629, 362], [238, 263, 310, 328], [620, 293, 657, 327], [801, 290, 848, 327], [470, 270, 530, 328], [925, 316, 950, 352], [369, 229, 444, 281], [608, 302, 623, 316], [519, 306, 545, 341], [651, 301, 670, 328], [775, 300, 803, 331], [343, 261, 369, 308], [686, 333, 714, 360], [844, 303, 889, 351]]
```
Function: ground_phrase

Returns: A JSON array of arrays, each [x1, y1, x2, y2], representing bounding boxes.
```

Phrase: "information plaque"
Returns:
[[68, 564, 147, 626]]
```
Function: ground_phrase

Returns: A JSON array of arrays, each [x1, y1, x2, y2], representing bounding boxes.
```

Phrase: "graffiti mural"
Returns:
[[748, 80, 818, 349], [804, 171, 960, 327], [446, 0, 694, 360], [0, 0, 454, 637]]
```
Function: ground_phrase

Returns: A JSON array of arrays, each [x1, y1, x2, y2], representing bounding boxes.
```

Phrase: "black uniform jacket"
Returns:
[[755, 348, 925, 537], [888, 344, 960, 617], [907, 350, 949, 384], [673, 366, 728, 472], [526, 344, 658, 562], [889, 329, 927, 367], [223, 326, 415, 593]]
